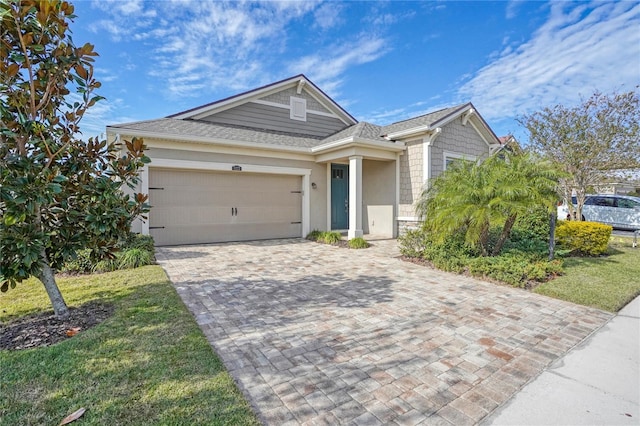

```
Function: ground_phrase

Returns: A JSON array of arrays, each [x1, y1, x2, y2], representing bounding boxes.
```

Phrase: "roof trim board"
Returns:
[[311, 136, 406, 154], [106, 126, 312, 154]]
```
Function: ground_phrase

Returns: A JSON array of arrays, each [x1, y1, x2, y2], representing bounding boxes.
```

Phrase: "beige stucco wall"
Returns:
[[362, 159, 396, 237], [398, 139, 423, 218]]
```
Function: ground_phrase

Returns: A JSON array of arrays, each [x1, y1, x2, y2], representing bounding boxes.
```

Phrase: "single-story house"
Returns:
[[107, 75, 502, 246]]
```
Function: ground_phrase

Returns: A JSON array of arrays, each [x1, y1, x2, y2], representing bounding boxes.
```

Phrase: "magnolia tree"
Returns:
[[0, 0, 149, 318], [519, 89, 640, 220]]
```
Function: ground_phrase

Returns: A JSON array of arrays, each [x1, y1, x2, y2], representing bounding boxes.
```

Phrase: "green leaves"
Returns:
[[418, 152, 564, 257], [0, 1, 149, 318], [520, 89, 640, 221]]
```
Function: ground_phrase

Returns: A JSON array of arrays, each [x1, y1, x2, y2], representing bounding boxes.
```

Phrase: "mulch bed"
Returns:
[[0, 301, 114, 351]]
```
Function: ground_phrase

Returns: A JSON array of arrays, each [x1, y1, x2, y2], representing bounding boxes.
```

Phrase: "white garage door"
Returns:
[[149, 168, 302, 246]]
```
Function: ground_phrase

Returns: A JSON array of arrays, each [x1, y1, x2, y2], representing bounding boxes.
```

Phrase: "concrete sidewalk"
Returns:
[[484, 295, 640, 425]]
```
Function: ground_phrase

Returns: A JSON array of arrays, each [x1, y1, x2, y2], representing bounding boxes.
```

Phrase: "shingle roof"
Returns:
[[110, 102, 482, 150], [381, 104, 469, 137], [109, 118, 324, 149], [322, 121, 385, 143]]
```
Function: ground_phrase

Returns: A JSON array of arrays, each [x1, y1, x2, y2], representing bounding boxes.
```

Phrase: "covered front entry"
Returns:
[[148, 168, 302, 246], [330, 164, 349, 229]]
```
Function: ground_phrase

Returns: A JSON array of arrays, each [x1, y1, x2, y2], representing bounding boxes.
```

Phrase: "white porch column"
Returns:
[[348, 155, 363, 239]]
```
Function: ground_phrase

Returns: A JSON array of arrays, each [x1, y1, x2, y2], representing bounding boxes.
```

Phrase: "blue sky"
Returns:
[[70, 0, 640, 143]]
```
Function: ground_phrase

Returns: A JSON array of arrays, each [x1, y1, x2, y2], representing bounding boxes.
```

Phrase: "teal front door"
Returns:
[[331, 164, 349, 229]]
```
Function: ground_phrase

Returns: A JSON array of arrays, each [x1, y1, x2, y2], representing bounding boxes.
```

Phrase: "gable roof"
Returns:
[[322, 122, 386, 144], [381, 104, 467, 137], [381, 102, 500, 146], [168, 74, 357, 126]]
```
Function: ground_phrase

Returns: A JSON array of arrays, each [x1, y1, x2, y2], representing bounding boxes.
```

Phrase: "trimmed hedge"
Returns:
[[555, 220, 612, 256]]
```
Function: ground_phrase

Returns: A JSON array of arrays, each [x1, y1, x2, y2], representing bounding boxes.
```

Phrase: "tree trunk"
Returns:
[[37, 249, 69, 319], [492, 214, 517, 256], [478, 221, 490, 256], [548, 211, 557, 260]]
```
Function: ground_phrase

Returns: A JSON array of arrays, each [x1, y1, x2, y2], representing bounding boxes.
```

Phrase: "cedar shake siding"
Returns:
[[398, 139, 423, 218], [430, 118, 490, 179]]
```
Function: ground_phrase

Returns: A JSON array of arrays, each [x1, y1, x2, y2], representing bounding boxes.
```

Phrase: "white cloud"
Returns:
[[287, 36, 389, 97], [66, 93, 128, 139], [313, 3, 344, 30], [505, 1, 521, 19], [367, 10, 416, 26], [89, 1, 337, 98], [458, 1, 640, 121], [89, 0, 156, 42]]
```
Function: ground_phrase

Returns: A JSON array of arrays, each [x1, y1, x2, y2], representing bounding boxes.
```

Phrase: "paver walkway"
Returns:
[[156, 239, 612, 425]]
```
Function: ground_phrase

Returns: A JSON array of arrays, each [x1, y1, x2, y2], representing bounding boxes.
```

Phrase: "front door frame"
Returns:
[[330, 163, 349, 230]]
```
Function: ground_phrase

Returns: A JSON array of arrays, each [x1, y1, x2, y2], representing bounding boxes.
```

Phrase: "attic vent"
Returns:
[[290, 96, 307, 121]]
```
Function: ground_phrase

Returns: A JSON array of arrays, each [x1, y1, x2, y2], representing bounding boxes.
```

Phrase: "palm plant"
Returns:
[[417, 152, 564, 257]]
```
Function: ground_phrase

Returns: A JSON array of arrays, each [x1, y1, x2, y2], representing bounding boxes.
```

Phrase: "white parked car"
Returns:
[[558, 194, 640, 230]]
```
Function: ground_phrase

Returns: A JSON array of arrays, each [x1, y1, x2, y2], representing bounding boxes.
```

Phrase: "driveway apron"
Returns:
[[156, 239, 611, 425]]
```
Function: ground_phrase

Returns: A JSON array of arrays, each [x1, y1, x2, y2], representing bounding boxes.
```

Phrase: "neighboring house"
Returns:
[[594, 169, 640, 196], [107, 75, 501, 246]]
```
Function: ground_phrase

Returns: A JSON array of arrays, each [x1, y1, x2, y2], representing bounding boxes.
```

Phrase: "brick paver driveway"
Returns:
[[156, 239, 611, 425]]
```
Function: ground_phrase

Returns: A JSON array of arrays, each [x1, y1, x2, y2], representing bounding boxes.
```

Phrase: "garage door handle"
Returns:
[[231, 207, 238, 216]]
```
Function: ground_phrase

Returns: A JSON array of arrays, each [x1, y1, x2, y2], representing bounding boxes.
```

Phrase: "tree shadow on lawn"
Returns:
[[562, 246, 626, 269], [1, 280, 260, 425]]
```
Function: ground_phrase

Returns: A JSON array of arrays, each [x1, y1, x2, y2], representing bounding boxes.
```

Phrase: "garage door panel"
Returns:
[[149, 168, 303, 246]]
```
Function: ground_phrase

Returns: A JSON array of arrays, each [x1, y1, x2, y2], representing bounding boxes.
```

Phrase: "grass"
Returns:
[[535, 236, 640, 312], [0, 266, 259, 425]]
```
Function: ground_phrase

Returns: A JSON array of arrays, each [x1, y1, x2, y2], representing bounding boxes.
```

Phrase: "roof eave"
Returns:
[[385, 124, 433, 141], [105, 126, 313, 154], [312, 136, 405, 154]]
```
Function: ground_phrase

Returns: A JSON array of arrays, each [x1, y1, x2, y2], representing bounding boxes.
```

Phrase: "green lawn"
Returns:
[[536, 236, 640, 312], [0, 266, 259, 425]]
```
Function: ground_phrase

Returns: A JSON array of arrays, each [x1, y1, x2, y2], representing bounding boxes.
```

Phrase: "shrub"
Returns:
[[556, 221, 612, 256], [405, 230, 476, 273], [399, 227, 563, 287], [468, 254, 563, 288], [124, 233, 155, 252], [92, 257, 119, 273], [118, 248, 154, 269], [306, 230, 322, 241], [398, 229, 430, 257], [61, 249, 94, 274], [319, 231, 342, 244], [348, 237, 370, 249], [61, 232, 156, 274], [513, 206, 551, 241]]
